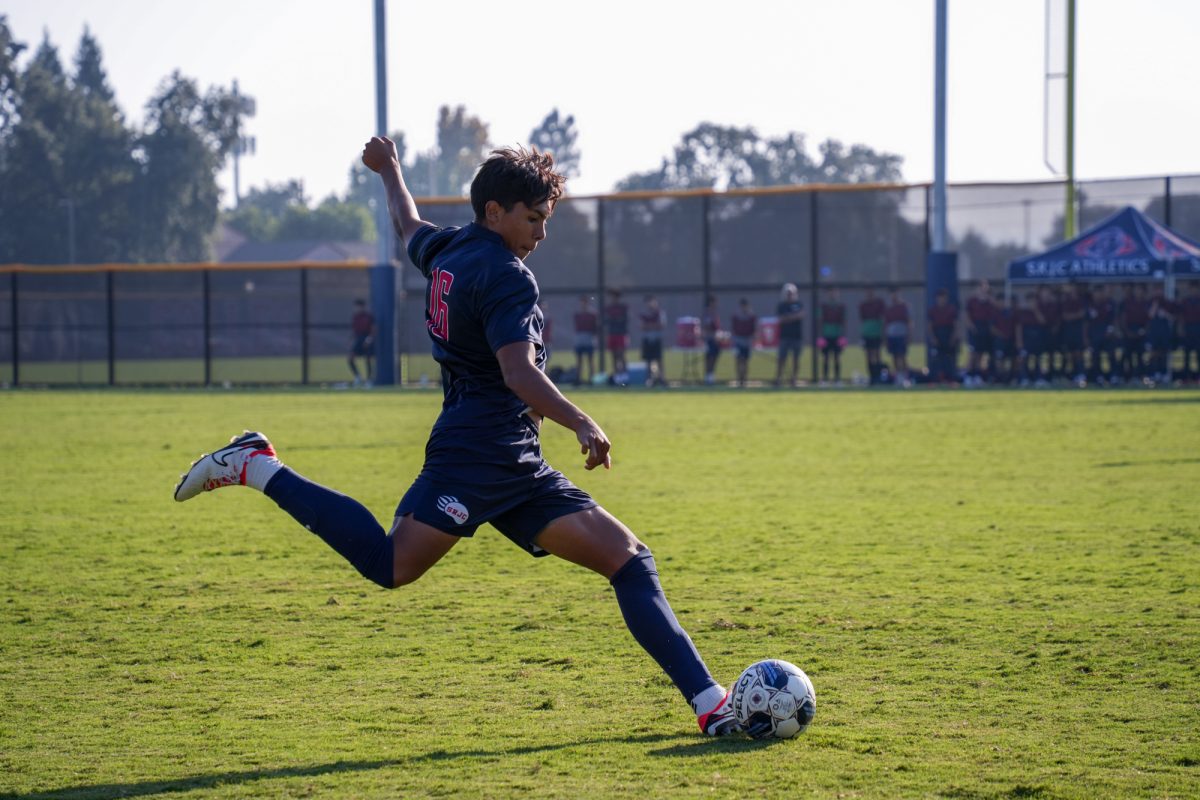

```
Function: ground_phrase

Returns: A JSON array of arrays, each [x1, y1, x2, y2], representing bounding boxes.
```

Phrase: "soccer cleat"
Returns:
[[697, 689, 740, 736], [173, 431, 275, 502]]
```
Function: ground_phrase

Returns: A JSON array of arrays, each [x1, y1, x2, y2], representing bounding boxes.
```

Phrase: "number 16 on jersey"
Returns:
[[427, 268, 454, 341]]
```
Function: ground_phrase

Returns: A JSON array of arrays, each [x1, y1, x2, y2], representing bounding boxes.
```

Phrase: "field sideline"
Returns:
[[1, 388, 1198, 799]]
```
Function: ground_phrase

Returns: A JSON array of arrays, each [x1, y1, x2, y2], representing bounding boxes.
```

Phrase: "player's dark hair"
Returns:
[[470, 146, 565, 221]]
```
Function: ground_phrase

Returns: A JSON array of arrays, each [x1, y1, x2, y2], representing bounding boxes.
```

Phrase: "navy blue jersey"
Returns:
[[408, 223, 545, 431]]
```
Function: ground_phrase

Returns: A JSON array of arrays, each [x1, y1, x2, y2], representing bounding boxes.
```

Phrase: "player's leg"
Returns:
[[532, 507, 736, 735], [173, 432, 452, 589]]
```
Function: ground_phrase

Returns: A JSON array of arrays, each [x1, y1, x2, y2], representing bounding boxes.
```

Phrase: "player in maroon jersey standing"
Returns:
[[926, 288, 959, 384], [573, 295, 598, 386], [883, 287, 912, 386], [859, 287, 886, 385], [1180, 281, 1200, 383], [604, 289, 630, 384], [639, 295, 667, 386], [347, 298, 376, 387], [964, 279, 995, 386], [730, 298, 758, 387]]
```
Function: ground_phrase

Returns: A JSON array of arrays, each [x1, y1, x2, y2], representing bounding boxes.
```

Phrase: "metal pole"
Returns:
[[1164, 175, 1172, 228], [106, 270, 115, 385], [10, 271, 18, 386], [932, 0, 948, 252], [202, 269, 212, 386], [809, 191, 819, 385], [371, 0, 396, 386], [1065, 0, 1077, 238], [596, 198, 606, 377], [299, 267, 309, 385]]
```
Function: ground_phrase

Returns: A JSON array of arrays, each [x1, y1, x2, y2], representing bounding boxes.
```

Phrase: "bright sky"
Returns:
[[6, 0, 1199, 207]]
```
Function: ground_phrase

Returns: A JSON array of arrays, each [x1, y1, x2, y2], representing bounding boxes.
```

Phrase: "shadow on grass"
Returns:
[[0, 733, 693, 800]]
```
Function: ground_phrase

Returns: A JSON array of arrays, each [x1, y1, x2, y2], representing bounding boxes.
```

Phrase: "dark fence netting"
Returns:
[[2, 173, 1196, 386]]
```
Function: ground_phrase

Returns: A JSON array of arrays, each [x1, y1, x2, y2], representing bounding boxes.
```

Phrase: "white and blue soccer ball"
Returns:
[[730, 659, 816, 739]]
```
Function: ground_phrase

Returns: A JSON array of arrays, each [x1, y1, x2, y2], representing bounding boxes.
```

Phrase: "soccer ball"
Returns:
[[730, 659, 816, 739]]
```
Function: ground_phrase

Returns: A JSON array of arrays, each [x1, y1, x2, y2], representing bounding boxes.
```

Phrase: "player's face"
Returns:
[[486, 200, 552, 259]]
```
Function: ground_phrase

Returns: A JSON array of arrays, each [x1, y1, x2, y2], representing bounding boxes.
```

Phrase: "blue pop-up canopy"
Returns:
[[1007, 206, 1200, 284]]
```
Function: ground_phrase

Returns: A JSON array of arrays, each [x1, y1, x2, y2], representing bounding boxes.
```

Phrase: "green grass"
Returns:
[[1, 388, 1198, 799]]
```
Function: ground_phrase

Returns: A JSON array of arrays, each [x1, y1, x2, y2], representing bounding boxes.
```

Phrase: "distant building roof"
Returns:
[[218, 237, 376, 264]]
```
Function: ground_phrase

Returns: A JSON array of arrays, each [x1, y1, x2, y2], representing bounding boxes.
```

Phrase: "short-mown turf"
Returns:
[[1, 388, 1197, 799]]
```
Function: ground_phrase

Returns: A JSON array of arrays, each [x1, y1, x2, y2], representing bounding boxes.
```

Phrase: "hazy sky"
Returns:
[[6, 0, 1199, 207]]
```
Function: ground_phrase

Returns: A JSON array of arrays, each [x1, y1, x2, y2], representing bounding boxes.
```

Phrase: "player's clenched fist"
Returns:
[[362, 136, 398, 173]]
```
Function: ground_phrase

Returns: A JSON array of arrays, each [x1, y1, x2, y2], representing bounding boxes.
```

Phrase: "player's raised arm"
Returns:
[[361, 136, 431, 246]]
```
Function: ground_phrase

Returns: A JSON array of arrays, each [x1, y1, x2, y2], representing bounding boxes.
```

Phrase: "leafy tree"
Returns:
[[529, 109, 580, 179], [406, 105, 490, 197], [225, 179, 373, 242], [615, 123, 903, 192], [0, 34, 76, 263], [133, 71, 251, 261]]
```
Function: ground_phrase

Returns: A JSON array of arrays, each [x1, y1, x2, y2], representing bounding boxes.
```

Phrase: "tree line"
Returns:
[[0, 18, 908, 265]]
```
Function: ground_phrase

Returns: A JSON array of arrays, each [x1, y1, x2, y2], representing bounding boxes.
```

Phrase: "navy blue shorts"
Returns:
[[351, 335, 372, 356], [395, 420, 597, 557], [886, 336, 908, 356], [968, 329, 993, 354]]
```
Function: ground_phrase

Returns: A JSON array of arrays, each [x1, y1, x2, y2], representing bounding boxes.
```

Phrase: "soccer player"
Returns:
[[730, 298, 758, 387], [990, 290, 1018, 386], [1037, 286, 1063, 381], [926, 287, 959, 384], [174, 139, 740, 737], [639, 295, 667, 386], [1180, 281, 1200, 383], [573, 295, 598, 386], [1118, 284, 1150, 383], [702, 294, 723, 385], [818, 287, 846, 385], [1018, 290, 1046, 385], [858, 287, 886, 385], [883, 287, 911, 386], [347, 298, 376, 387], [1146, 285, 1177, 384], [774, 283, 805, 387], [1084, 283, 1118, 385], [1059, 283, 1086, 384], [604, 288, 629, 383], [964, 279, 995, 386]]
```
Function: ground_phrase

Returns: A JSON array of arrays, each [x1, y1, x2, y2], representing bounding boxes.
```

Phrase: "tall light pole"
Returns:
[[371, 0, 396, 385], [1064, 0, 1077, 238]]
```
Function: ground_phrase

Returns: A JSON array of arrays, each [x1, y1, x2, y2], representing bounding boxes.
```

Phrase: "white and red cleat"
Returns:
[[173, 431, 276, 502], [697, 688, 740, 736]]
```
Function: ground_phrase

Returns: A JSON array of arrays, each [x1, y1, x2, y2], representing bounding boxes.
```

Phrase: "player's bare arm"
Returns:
[[361, 136, 430, 245], [496, 341, 612, 471]]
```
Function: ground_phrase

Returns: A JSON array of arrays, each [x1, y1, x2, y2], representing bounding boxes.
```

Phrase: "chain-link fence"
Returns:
[[3, 175, 1198, 386]]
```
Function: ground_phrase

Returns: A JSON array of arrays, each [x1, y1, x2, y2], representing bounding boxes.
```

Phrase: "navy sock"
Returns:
[[609, 549, 718, 705], [263, 467, 394, 589]]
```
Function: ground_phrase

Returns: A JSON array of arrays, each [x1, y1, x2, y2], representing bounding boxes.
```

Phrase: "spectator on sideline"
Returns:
[[573, 295, 598, 386], [1059, 283, 1087, 384], [1085, 283, 1119, 385], [774, 283, 805, 388], [639, 295, 667, 387], [1147, 285, 1177, 384], [605, 288, 630, 383], [1018, 290, 1047, 385], [348, 298, 376, 388], [1037, 286, 1063, 381], [926, 287, 959, 384], [818, 287, 847, 385], [1119, 284, 1150, 382], [964, 279, 995, 386], [884, 286, 911, 386], [991, 290, 1018, 386], [702, 294, 723, 385], [1180, 281, 1200, 383], [730, 298, 758, 387], [859, 287, 886, 384]]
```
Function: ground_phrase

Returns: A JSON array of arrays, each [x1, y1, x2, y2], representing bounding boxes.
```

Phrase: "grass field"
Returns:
[[1, 388, 1198, 799]]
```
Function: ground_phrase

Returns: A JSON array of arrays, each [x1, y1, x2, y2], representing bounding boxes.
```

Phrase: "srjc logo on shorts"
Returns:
[[436, 495, 470, 525]]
